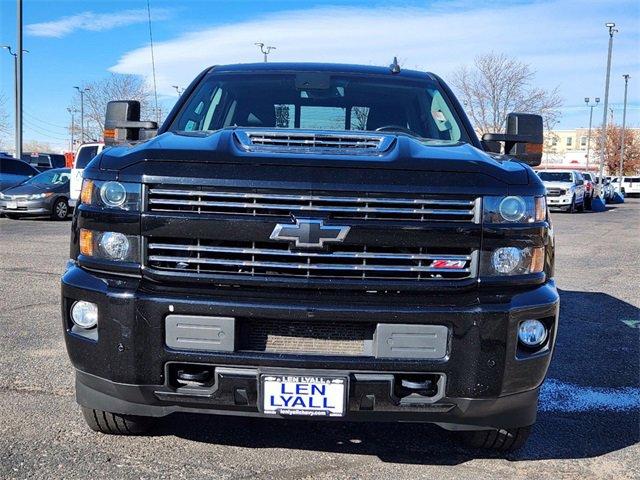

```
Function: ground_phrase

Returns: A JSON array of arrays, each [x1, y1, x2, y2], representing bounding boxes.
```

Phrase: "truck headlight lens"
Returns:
[[518, 319, 547, 347], [79, 229, 139, 262], [81, 179, 140, 211], [480, 246, 545, 276], [70, 300, 98, 329], [498, 196, 526, 222], [483, 196, 545, 223], [492, 247, 522, 274], [100, 181, 127, 207]]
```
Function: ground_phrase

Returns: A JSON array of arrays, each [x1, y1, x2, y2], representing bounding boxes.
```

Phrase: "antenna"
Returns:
[[147, 0, 160, 123], [389, 56, 401, 74]]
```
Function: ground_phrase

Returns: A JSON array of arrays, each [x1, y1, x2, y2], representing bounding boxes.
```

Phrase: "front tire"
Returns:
[[567, 196, 576, 213], [81, 406, 155, 435], [51, 198, 69, 220], [456, 426, 531, 452]]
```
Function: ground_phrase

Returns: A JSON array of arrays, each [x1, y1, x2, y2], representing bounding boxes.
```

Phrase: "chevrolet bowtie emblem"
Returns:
[[270, 218, 350, 249]]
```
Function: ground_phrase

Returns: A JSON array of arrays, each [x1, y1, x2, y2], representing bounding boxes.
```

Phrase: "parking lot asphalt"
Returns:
[[0, 201, 638, 480]]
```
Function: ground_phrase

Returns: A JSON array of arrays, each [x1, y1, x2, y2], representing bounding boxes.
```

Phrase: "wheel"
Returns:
[[5, 213, 21, 220], [577, 199, 585, 212], [51, 198, 69, 220], [81, 406, 155, 435], [585, 195, 592, 210], [456, 426, 531, 452], [567, 196, 576, 213]]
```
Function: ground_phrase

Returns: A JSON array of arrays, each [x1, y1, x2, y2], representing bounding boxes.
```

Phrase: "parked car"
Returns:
[[581, 172, 597, 207], [0, 156, 40, 191], [537, 170, 585, 212], [62, 62, 558, 452], [69, 142, 105, 207], [21, 152, 67, 171], [594, 176, 615, 201], [612, 176, 640, 197], [0, 168, 71, 220]]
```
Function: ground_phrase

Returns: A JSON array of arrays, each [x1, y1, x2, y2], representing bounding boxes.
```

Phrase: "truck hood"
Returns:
[[97, 129, 538, 195]]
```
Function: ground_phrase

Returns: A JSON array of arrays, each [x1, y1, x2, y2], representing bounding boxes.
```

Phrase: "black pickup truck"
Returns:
[[61, 62, 558, 451]]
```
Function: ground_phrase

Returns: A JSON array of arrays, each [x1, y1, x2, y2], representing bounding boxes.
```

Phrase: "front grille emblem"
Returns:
[[270, 218, 350, 249]]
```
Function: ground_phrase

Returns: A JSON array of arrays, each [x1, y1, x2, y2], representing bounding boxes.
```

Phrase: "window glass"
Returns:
[[75, 146, 99, 169], [300, 106, 346, 130], [25, 169, 70, 185], [1, 158, 35, 175], [538, 172, 573, 182], [566, 137, 572, 146], [275, 104, 295, 128]]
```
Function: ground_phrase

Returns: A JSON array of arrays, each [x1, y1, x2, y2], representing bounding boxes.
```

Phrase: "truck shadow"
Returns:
[[159, 289, 639, 464]]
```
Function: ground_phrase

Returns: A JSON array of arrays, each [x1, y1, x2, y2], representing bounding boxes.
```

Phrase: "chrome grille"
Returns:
[[147, 188, 479, 223], [146, 239, 477, 281], [235, 130, 394, 155], [545, 188, 564, 197], [238, 319, 374, 356]]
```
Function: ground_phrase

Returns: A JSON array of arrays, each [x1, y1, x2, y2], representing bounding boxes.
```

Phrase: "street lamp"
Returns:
[[618, 74, 630, 188], [255, 42, 276, 62], [584, 97, 599, 170], [597, 22, 618, 189], [73, 86, 90, 143], [1, 45, 28, 156], [171, 85, 184, 96]]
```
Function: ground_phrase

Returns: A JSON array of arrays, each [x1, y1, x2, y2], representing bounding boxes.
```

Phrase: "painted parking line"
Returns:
[[539, 379, 640, 412]]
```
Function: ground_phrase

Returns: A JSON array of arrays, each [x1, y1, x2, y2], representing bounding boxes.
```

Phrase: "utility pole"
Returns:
[[598, 22, 617, 190], [67, 107, 78, 151], [254, 42, 276, 62], [618, 74, 630, 187], [1, 45, 28, 156], [584, 97, 599, 171], [74, 86, 89, 143], [16, 0, 23, 159]]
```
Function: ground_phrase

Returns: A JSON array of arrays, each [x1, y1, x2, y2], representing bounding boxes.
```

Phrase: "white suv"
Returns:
[[613, 176, 640, 197], [69, 143, 104, 206], [537, 170, 585, 213]]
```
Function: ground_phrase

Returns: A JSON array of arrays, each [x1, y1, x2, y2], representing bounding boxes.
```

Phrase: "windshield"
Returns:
[[538, 172, 572, 182], [25, 169, 70, 185], [169, 72, 469, 143]]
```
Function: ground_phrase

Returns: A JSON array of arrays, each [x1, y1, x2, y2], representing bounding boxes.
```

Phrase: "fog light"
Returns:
[[100, 181, 127, 207], [99, 231, 130, 260], [491, 247, 522, 274], [70, 301, 98, 329], [518, 319, 547, 347]]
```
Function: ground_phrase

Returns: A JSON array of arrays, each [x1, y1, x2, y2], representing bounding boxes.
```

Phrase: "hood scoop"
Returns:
[[234, 129, 395, 156]]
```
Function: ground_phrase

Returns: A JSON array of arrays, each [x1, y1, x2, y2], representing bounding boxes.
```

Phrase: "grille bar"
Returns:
[[147, 188, 479, 223], [146, 240, 477, 281]]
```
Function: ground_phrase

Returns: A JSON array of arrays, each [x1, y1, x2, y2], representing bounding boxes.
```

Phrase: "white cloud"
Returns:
[[109, 1, 639, 127], [26, 8, 171, 38]]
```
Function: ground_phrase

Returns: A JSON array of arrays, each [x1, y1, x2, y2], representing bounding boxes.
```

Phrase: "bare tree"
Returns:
[[70, 74, 152, 142], [451, 53, 562, 135], [22, 139, 53, 153]]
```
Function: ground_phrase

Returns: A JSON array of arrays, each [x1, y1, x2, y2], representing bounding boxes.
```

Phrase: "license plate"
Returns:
[[6, 201, 17, 209], [262, 374, 347, 417]]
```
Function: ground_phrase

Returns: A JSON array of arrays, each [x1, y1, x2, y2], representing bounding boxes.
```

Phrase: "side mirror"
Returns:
[[104, 100, 158, 146], [481, 113, 543, 166]]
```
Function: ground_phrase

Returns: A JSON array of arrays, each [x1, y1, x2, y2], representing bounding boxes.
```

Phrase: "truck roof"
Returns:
[[208, 62, 436, 81]]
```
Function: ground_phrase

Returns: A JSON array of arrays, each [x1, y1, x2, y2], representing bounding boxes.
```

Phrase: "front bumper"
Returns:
[[62, 265, 559, 429], [546, 194, 573, 208], [0, 198, 52, 215]]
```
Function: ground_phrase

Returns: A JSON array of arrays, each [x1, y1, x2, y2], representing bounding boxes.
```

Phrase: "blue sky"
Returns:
[[1, 0, 638, 151]]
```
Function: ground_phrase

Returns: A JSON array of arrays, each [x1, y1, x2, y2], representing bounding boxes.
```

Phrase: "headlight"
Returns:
[[480, 246, 545, 276], [79, 229, 139, 262], [483, 196, 545, 223], [80, 179, 141, 211]]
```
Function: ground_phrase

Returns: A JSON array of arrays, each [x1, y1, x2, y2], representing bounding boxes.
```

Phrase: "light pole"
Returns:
[[1, 45, 28, 157], [254, 42, 276, 62], [74, 86, 90, 143], [67, 107, 78, 151], [597, 22, 618, 189], [618, 74, 630, 188], [584, 97, 599, 171]]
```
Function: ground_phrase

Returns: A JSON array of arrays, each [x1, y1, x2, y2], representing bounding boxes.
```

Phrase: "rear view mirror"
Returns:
[[104, 101, 158, 146], [481, 113, 544, 166]]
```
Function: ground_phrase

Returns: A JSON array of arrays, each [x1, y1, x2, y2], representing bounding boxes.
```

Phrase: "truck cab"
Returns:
[[61, 63, 558, 451]]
